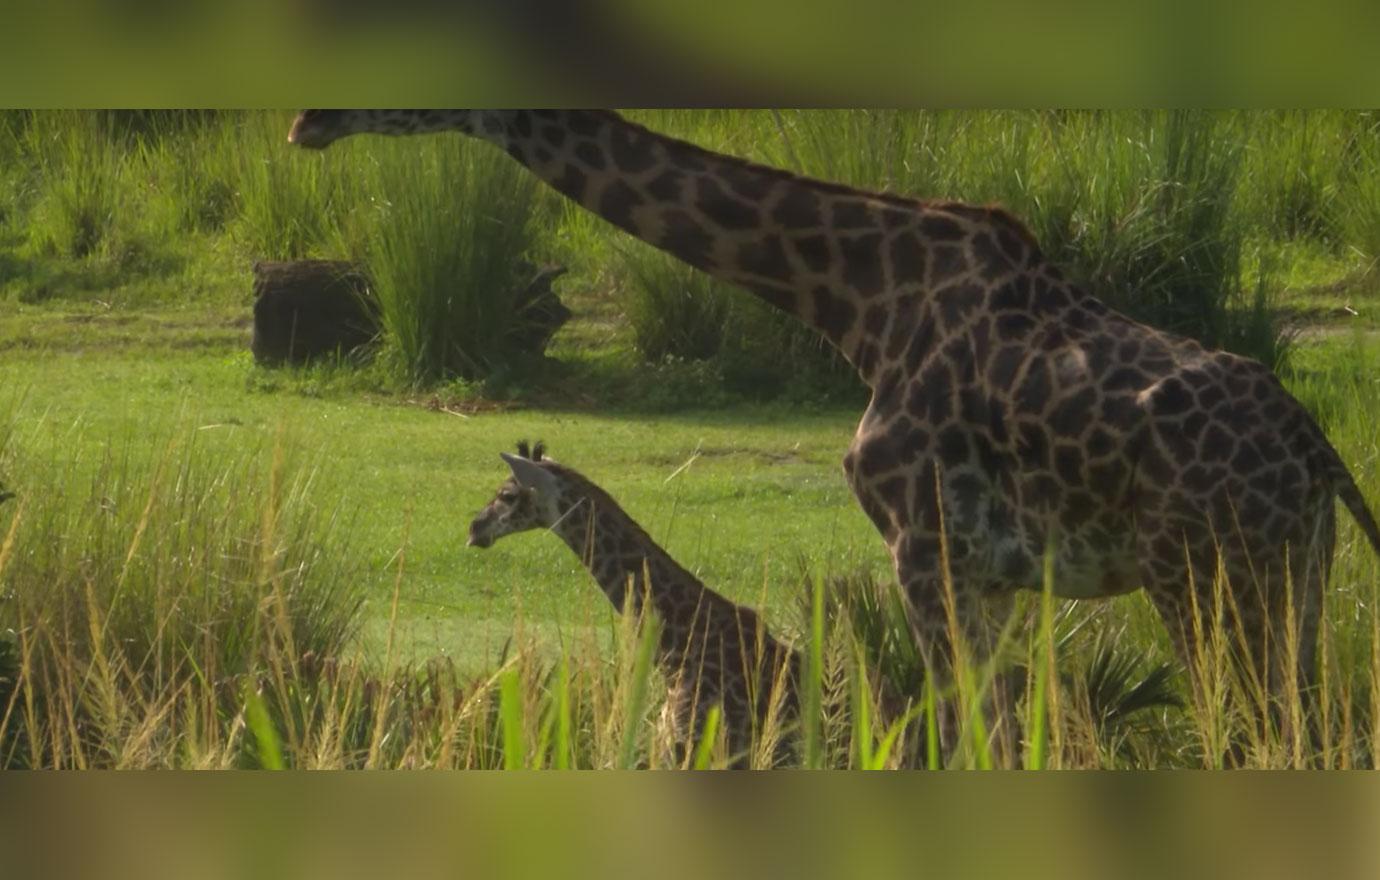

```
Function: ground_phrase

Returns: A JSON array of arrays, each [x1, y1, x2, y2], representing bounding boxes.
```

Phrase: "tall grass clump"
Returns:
[[763, 109, 1046, 207], [0, 110, 230, 303], [334, 136, 542, 385], [941, 110, 1278, 364], [0, 112, 34, 230], [1237, 111, 1349, 244], [775, 110, 1286, 365], [135, 113, 239, 238], [618, 243, 733, 362], [20, 111, 144, 267], [1334, 114, 1380, 275], [1086, 112, 1251, 350], [0, 419, 362, 768], [956, 110, 1282, 367], [594, 112, 856, 400], [231, 111, 349, 261]]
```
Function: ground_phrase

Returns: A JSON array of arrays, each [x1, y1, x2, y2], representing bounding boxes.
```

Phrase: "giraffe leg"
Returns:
[[1141, 533, 1327, 767], [1270, 507, 1332, 763], [1135, 514, 1265, 767], [1212, 510, 1331, 765], [896, 554, 1019, 766], [897, 570, 963, 761], [975, 592, 1021, 766], [1141, 575, 1249, 766], [1293, 562, 1327, 765]]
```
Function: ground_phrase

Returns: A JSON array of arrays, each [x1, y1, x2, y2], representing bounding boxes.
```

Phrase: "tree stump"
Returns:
[[251, 260, 380, 365]]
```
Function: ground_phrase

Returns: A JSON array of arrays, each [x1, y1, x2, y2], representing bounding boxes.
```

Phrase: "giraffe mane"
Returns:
[[537, 455, 711, 592], [588, 110, 1043, 253]]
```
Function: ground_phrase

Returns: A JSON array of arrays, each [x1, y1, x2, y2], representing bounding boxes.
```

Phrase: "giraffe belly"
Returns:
[[992, 500, 1140, 598], [959, 501, 1133, 599], [1046, 540, 1141, 599], [976, 530, 1136, 599], [844, 402, 1141, 600]]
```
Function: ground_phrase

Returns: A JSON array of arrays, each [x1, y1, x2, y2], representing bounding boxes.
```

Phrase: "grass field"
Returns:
[[0, 323, 884, 668], [1, 110, 1378, 768]]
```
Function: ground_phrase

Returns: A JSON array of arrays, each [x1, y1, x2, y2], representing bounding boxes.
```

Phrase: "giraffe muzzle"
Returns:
[[466, 525, 493, 549], [287, 114, 331, 150]]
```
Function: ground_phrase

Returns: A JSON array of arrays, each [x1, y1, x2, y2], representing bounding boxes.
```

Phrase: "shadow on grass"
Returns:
[[0, 242, 188, 306], [246, 344, 871, 419]]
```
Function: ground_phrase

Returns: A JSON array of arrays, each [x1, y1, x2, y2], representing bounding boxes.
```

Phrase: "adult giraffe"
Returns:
[[289, 110, 1380, 745]]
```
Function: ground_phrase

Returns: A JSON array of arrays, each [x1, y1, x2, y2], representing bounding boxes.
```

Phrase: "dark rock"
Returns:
[[251, 260, 380, 365]]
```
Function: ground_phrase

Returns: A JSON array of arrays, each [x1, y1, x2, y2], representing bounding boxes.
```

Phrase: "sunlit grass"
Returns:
[[0, 110, 1378, 768], [333, 134, 542, 384], [0, 331, 1374, 768], [7, 109, 1377, 381]]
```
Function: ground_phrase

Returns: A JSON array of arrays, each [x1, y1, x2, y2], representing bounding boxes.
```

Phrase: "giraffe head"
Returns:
[[287, 109, 509, 150], [467, 441, 567, 549]]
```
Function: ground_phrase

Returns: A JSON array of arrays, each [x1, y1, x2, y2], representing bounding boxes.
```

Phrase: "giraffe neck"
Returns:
[[544, 473, 705, 624], [470, 109, 951, 386], [318, 109, 1049, 388], [504, 110, 882, 374]]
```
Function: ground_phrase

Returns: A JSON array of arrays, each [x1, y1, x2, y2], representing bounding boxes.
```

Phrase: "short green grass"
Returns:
[[7, 110, 1380, 382], [0, 316, 886, 672], [3, 302, 1377, 677], [3, 109, 1380, 767]]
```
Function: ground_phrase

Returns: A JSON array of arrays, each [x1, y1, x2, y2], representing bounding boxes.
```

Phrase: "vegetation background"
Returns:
[[0, 109, 1377, 768]]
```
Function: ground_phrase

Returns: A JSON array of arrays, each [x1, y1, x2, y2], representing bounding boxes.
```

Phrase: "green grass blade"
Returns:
[[691, 705, 722, 770], [618, 609, 660, 770], [924, 679, 940, 770], [554, 656, 572, 771], [499, 665, 526, 770], [871, 703, 925, 770], [852, 641, 874, 769], [243, 686, 284, 771], [965, 664, 993, 770], [803, 573, 826, 769], [1026, 545, 1057, 770]]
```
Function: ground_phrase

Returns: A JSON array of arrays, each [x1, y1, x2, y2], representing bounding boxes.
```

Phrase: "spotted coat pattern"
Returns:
[[293, 109, 1380, 714], [467, 442, 798, 766]]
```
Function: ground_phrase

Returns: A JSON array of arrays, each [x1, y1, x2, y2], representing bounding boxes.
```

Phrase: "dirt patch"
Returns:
[[415, 395, 521, 418], [1293, 326, 1380, 343], [3, 307, 252, 354], [45, 311, 129, 329]]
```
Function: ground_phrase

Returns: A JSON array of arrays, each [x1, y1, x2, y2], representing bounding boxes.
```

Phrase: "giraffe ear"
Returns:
[[500, 452, 559, 495]]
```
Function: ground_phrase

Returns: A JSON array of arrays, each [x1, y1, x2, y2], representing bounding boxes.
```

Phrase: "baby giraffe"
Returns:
[[468, 441, 799, 767]]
